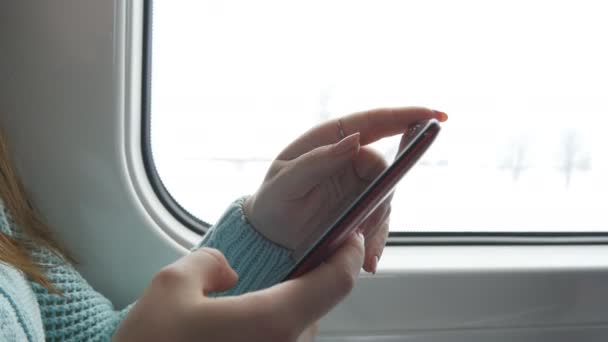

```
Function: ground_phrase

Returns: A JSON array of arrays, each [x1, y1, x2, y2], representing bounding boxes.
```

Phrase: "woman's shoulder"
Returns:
[[0, 262, 46, 341]]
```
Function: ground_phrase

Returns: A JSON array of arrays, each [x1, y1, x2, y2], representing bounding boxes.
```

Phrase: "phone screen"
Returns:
[[284, 119, 441, 280]]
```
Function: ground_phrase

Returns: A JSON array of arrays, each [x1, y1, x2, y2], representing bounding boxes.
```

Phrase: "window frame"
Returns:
[[141, 0, 211, 234]]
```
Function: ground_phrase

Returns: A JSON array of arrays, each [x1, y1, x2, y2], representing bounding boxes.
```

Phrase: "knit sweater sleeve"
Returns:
[[0, 263, 46, 342], [0, 300, 29, 342], [17, 197, 294, 341], [194, 197, 295, 296]]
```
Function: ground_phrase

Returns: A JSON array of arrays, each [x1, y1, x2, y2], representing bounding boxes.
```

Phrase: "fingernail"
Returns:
[[334, 132, 360, 155], [356, 230, 365, 243], [432, 110, 448, 122], [371, 256, 379, 275], [230, 268, 239, 280]]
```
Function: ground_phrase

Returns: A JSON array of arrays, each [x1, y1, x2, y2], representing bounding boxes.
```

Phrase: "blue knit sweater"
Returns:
[[0, 198, 295, 341]]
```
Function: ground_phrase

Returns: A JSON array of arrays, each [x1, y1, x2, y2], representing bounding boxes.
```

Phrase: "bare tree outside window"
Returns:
[[557, 130, 592, 187], [500, 137, 530, 181]]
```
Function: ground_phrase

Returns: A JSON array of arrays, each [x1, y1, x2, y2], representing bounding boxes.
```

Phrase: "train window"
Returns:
[[145, 0, 608, 237]]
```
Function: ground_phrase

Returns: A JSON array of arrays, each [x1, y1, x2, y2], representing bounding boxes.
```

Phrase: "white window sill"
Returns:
[[320, 245, 608, 338]]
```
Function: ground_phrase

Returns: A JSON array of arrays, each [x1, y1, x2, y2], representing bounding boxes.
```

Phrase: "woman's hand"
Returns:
[[114, 233, 364, 342], [244, 107, 447, 273]]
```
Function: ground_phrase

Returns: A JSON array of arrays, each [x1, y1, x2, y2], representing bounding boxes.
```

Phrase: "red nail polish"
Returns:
[[432, 110, 448, 122]]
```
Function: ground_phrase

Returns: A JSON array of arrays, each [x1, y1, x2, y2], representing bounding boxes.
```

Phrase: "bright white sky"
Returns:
[[151, 0, 608, 231]]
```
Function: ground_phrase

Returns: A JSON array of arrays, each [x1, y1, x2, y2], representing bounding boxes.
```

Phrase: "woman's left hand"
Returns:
[[244, 107, 447, 274]]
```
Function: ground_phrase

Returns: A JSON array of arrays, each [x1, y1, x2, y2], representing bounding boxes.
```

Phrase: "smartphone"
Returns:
[[283, 118, 442, 280]]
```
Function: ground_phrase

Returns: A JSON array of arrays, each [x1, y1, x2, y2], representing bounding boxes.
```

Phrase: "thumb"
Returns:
[[278, 132, 360, 196], [255, 232, 365, 330], [170, 248, 239, 296]]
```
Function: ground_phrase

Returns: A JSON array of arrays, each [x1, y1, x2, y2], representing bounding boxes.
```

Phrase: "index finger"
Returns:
[[278, 107, 447, 160]]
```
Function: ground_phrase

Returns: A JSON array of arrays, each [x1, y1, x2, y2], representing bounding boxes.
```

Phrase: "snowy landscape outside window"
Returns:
[[149, 0, 608, 233]]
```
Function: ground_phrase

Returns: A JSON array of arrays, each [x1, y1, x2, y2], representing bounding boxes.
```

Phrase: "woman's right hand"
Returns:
[[113, 232, 365, 342]]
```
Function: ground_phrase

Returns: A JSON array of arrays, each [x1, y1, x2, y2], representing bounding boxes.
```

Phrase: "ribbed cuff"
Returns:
[[195, 197, 295, 296]]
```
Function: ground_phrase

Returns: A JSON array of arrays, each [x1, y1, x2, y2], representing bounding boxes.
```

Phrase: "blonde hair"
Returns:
[[0, 128, 71, 293]]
